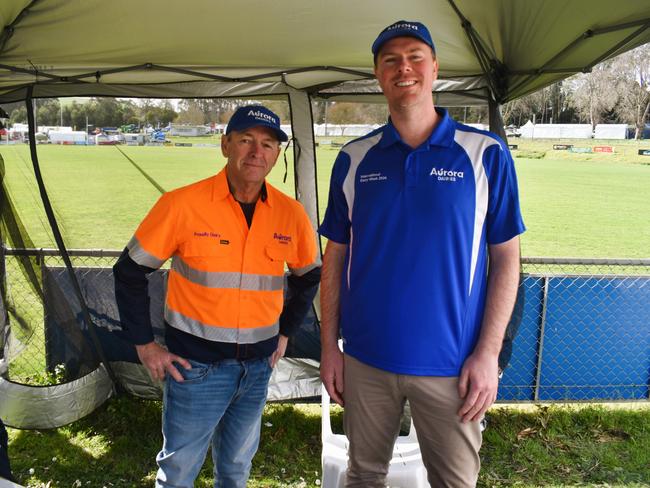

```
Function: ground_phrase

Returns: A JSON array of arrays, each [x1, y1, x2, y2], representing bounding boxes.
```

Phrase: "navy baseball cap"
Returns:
[[372, 20, 435, 57], [226, 105, 288, 142]]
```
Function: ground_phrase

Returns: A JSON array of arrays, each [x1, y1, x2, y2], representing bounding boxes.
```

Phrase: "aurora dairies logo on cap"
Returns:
[[386, 22, 419, 32], [247, 109, 277, 125]]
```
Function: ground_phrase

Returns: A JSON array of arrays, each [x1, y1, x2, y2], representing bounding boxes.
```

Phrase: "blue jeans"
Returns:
[[155, 357, 273, 488]]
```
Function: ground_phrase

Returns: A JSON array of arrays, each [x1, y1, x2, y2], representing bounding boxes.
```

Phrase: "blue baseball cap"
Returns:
[[371, 20, 435, 57], [226, 105, 288, 142]]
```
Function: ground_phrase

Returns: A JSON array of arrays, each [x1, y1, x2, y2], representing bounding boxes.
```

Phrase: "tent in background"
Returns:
[[594, 124, 629, 139]]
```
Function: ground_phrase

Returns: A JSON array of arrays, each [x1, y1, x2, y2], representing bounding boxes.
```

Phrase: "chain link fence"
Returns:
[[500, 258, 650, 402], [2, 249, 124, 384], [1, 248, 649, 402]]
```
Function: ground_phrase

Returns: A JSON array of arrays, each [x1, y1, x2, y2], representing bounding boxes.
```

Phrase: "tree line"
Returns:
[[501, 43, 649, 138], [3, 44, 648, 138]]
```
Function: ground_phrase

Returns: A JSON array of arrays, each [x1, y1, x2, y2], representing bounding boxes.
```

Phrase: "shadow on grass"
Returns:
[[8, 397, 342, 488], [247, 403, 327, 487], [8, 397, 649, 488], [9, 395, 162, 487]]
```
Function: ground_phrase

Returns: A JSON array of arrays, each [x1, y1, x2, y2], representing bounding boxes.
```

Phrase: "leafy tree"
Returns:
[[139, 100, 177, 127], [35, 99, 62, 126], [326, 103, 363, 131], [9, 105, 27, 124], [611, 44, 650, 139], [568, 62, 619, 130], [259, 100, 290, 123], [66, 101, 91, 130], [446, 106, 488, 124], [312, 101, 327, 124], [176, 102, 205, 125], [177, 98, 241, 124], [325, 102, 388, 125]]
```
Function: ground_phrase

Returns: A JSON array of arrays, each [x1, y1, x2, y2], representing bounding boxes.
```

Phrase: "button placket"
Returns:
[[405, 152, 418, 188]]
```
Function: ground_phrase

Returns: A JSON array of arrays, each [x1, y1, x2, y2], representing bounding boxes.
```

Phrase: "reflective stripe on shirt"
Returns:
[[289, 259, 322, 277], [172, 255, 284, 291], [127, 236, 166, 269], [164, 306, 279, 344]]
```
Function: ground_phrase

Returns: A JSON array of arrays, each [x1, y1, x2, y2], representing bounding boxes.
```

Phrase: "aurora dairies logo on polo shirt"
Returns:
[[273, 232, 292, 244], [359, 172, 388, 183], [430, 167, 465, 182]]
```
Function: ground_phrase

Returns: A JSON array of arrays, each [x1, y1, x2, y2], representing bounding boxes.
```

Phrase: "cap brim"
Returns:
[[372, 32, 434, 56], [227, 121, 288, 142], [272, 127, 289, 142]]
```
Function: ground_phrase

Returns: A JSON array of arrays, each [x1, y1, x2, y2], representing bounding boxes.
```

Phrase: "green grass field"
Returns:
[[2, 137, 649, 257], [7, 398, 649, 487], [2, 136, 650, 487]]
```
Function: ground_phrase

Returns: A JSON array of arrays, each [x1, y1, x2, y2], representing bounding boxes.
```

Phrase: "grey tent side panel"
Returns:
[[0, 366, 113, 429]]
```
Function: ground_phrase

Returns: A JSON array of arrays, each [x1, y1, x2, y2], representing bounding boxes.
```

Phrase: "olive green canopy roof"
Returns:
[[1, 0, 649, 105]]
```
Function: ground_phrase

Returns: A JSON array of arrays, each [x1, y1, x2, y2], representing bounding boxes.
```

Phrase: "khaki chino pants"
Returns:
[[343, 355, 482, 488]]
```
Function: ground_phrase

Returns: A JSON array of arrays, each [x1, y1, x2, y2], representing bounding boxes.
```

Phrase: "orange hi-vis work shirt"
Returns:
[[126, 168, 319, 345]]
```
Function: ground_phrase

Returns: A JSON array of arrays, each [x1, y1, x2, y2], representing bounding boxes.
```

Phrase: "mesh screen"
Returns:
[[1, 249, 648, 401], [499, 260, 650, 402]]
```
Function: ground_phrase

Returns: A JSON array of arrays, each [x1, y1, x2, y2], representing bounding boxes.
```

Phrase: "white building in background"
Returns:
[[48, 131, 87, 144], [169, 124, 210, 137], [313, 124, 381, 137], [519, 121, 593, 139], [39, 126, 73, 134], [594, 124, 627, 139], [124, 133, 146, 145]]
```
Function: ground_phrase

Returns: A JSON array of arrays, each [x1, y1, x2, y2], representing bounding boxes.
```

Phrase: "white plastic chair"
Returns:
[[321, 384, 430, 488], [0, 478, 25, 488]]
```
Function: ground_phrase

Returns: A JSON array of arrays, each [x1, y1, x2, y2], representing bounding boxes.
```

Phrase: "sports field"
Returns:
[[3, 138, 650, 487], [1, 137, 650, 258]]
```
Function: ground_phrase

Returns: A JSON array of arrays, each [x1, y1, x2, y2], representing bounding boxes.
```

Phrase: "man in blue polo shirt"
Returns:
[[319, 20, 525, 487]]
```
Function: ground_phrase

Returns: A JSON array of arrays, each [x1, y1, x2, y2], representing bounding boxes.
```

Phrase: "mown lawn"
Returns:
[[7, 397, 649, 487], [1, 137, 650, 257], [2, 136, 650, 487]]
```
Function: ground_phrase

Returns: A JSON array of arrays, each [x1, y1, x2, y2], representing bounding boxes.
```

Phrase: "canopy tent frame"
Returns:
[[1, 0, 650, 428], [1, 2, 648, 106]]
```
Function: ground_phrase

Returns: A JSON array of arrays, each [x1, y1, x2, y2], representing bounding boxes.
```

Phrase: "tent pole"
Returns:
[[25, 88, 118, 390], [488, 98, 507, 141], [286, 87, 323, 328], [286, 87, 320, 236], [0, 232, 7, 378]]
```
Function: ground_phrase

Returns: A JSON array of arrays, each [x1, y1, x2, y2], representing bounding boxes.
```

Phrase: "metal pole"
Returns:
[[488, 98, 507, 141], [0, 240, 8, 378], [534, 277, 550, 402]]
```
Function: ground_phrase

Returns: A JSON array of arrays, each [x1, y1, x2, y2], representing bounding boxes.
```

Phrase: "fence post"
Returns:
[[534, 276, 549, 402]]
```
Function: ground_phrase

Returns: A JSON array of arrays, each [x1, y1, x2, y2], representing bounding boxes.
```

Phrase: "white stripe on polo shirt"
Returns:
[[341, 132, 383, 289], [453, 129, 498, 295]]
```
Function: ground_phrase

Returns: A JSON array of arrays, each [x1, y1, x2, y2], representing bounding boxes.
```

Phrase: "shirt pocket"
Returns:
[[183, 240, 232, 259], [265, 243, 297, 265]]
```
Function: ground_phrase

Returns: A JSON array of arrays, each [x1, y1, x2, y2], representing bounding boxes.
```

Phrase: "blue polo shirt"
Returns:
[[318, 109, 525, 376]]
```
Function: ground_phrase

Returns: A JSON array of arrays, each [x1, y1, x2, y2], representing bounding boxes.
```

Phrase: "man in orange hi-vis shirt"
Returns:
[[113, 105, 320, 488]]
